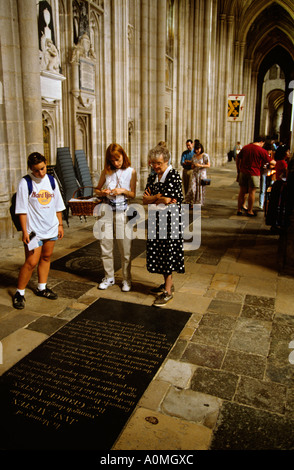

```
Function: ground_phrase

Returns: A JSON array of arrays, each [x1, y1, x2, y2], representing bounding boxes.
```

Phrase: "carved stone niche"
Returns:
[[70, 33, 96, 108], [39, 20, 66, 102]]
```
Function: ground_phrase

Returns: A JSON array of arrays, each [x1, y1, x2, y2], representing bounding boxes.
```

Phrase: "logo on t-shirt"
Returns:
[[32, 190, 54, 205]]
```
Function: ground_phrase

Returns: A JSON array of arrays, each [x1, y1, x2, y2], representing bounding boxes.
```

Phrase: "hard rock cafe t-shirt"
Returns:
[[15, 173, 65, 239]]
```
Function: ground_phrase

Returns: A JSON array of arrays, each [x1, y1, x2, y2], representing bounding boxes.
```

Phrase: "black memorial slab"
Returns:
[[50, 239, 146, 282], [0, 298, 191, 450]]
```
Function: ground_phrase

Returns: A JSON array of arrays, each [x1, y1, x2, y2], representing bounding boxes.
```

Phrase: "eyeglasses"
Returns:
[[151, 161, 165, 166]]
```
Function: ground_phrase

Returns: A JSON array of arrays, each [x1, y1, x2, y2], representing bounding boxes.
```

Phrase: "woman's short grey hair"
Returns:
[[148, 144, 170, 162]]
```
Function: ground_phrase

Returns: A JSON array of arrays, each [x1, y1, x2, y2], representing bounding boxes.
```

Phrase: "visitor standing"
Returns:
[[185, 141, 210, 206], [259, 142, 275, 210], [237, 136, 276, 216], [233, 141, 242, 160], [143, 144, 185, 307], [95, 143, 137, 292], [180, 139, 195, 197], [13, 152, 65, 309]]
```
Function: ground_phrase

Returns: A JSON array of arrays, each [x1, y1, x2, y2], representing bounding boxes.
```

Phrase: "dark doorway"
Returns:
[[254, 46, 294, 144]]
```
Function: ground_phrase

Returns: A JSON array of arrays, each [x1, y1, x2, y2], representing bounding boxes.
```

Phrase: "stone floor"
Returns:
[[1, 160, 294, 450]]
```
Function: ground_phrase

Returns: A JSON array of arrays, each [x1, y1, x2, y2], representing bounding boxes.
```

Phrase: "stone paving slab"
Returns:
[[234, 376, 287, 414], [191, 367, 239, 400], [0, 308, 41, 340], [161, 387, 222, 428], [113, 407, 213, 450], [206, 298, 242, 316], [181, 342, 226, 369], [221, 349, 266, 379], [0, 328, 48, 375], [156, 359, 196, 388], [210, 402, 294, 450], [25, 315, 67, 336], [229, 317, 272, 355]]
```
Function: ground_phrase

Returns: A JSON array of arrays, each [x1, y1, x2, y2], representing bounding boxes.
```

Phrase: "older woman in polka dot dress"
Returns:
[[143, 144, 185, 307]]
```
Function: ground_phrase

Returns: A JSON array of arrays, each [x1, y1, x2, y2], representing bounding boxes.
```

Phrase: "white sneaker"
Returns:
[[121, 280, 131, 292], [98, 277, 115, 290]]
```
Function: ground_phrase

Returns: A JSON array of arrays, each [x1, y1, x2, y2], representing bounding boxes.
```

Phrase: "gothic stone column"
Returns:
[[18, 0, 43, 156]]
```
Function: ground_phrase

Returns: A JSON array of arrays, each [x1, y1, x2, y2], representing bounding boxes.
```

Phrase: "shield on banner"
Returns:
[[228, 94, 245, 121]]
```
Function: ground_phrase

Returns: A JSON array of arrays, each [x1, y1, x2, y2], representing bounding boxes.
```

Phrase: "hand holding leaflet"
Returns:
[[27, 232, 39, 251]]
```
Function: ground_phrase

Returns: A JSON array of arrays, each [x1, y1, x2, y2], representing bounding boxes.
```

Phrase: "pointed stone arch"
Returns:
[[237, 0, 294, 43], [254, 45, 294, 143], [42, 109, 57, 164], [230, 1, 294, 145], [76, 114, 89, 158]]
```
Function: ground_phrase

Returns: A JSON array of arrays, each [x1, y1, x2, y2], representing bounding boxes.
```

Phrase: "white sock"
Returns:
[[38, 283, 46, 291], [17, 289, 25, 296]]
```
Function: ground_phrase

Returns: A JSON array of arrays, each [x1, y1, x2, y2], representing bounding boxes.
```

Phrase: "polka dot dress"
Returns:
[[145, 168, 185, 275]]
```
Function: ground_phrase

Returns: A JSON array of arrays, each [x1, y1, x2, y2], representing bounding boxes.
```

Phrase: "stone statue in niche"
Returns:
[[70, 33, 96, 63], [39, 2, 60, 73], [40, 35, 60, 73]]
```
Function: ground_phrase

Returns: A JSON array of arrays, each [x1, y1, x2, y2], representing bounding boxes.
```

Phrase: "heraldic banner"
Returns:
[[228, 94, 245, 121]]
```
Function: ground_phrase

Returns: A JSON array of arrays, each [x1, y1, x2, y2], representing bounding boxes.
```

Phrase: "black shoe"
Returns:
[[150, 283, 175, 295], [13, 292, 25, 309], [237, 211, 243, 216], [35, 287, 58, 300], [247, 211, 257, 217], [153, 291, 173, 307]]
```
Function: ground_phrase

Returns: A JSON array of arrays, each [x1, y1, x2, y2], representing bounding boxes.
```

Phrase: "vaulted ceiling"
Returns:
[[219, 0, 294, 142], [221, 0, 294, 69]]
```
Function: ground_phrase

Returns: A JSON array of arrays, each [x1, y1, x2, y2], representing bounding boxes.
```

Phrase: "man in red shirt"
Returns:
[[236, 136, 276, 216]]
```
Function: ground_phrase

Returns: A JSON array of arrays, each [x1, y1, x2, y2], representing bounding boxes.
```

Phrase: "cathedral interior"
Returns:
[[1, 0, 294, 453], [0, 0, 294, 237]]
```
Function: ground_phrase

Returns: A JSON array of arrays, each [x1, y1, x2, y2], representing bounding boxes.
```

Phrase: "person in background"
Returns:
[[259, 142, 276, 210], [13, 152, 65, 309], [185, 141, 210, 207], [180, 139, 195, 197], [275, 145, 289, 180], [233, 141, 242, 160], [237, 136, 276, 217], [95, 143, 137, 292]]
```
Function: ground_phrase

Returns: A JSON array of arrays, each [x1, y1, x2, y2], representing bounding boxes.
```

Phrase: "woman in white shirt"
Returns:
[[95, 143, 137, 292], [13, 152, 65, 309]]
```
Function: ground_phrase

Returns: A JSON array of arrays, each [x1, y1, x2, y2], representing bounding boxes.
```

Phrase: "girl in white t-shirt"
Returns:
[[95, 143, 137, 291], [13, 152, 65, 309]]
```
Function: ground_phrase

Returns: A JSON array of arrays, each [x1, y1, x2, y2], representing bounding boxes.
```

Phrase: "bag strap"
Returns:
[[23, 173, 56, 195], [23, 175, 33, 195], [48, 173, 56, 190]]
